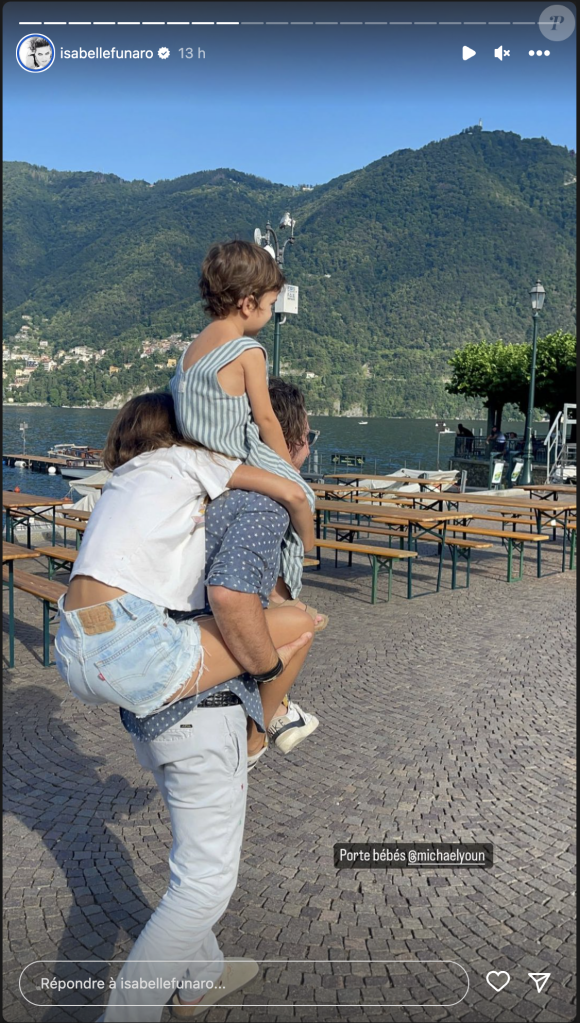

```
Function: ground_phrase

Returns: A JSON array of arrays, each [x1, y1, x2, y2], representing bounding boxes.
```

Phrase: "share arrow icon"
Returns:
[[529, 973, 551, 994]]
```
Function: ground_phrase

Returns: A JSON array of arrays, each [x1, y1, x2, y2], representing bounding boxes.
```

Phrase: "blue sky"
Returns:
[[3, 1, 576, 184]]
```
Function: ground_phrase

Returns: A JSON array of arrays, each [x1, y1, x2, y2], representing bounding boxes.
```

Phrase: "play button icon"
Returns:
[[463, 45, 476, 60]]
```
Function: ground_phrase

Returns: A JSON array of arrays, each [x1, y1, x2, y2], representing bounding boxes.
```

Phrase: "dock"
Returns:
[[4, 454, 69, 473]]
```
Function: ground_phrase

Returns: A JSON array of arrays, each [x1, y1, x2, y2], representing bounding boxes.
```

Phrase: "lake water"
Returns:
[[3, 406, 544, 499]]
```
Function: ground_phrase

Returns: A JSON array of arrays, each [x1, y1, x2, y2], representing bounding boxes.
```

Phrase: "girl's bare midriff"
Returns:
[[64, 575, 128, 612]]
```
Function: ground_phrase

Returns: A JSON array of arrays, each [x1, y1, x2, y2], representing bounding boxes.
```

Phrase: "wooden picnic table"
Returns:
[[315, 499, 472, 598], [519, 484, 577, 500], [3, 492, 66, 547], [324, 473, 453, 491], [356, 488, 456, 503], [483, 497, 577, 512], [399, 490, 576, 512], [311, 483, 367, 499], [2, 542, 40, 667], [315, 498, 464, 524], [485, 498, 577, 570], [404, 491, 577, 572], [311, 483, 414, 503]]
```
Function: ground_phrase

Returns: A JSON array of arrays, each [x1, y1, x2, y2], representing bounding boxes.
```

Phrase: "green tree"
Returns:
[[446, 340, 529, 433], [529, 331, 576, 424]]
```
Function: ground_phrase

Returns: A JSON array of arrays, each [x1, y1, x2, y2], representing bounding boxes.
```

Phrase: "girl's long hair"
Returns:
[[103, 392, 199, 470]]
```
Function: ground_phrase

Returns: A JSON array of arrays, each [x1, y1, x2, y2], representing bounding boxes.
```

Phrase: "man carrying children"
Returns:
[[100, 379, 320, 1022]]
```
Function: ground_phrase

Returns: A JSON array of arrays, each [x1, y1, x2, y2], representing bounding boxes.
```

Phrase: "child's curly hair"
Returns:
[[200, 240, 286, 318], [268, 377, 308, 457]]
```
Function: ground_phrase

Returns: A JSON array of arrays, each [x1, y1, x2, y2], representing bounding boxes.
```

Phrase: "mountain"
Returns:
[[2, 127, 576, 415]]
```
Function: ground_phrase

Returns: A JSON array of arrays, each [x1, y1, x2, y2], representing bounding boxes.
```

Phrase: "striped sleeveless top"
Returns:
[[170, 337, 315, 599]]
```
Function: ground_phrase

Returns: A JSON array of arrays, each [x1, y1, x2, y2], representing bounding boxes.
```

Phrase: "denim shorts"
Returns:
[[54, 593, 204, 717]]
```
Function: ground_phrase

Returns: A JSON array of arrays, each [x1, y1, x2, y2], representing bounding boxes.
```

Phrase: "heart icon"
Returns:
[[486, 971, 511, 992]]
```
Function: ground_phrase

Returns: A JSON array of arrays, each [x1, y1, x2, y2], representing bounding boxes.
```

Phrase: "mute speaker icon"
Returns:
[[495, 45, 504, 60]]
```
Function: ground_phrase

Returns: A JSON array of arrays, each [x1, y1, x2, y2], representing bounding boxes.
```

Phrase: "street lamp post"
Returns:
[[521, 279, 546, 486], [435, 421, 447, 470], [19, 421, 28, 456], [254, 213, 295, 376]]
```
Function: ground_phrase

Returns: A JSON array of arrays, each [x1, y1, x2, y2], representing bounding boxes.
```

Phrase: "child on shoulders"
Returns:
[[170, 239, 327, 631]]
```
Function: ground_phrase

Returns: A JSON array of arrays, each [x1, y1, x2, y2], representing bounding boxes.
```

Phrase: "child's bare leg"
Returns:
[[246, 607, 314, 755], [168, 608, 312, 705], [272, 577, 291, 601], [267, 587, 321, 718]]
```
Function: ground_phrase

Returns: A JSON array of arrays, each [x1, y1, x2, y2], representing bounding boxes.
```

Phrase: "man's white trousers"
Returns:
[[102, 705, 248, 1023]]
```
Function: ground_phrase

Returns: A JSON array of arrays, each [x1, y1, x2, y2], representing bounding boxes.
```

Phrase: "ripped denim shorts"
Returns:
[[54, 593, 204, 717]]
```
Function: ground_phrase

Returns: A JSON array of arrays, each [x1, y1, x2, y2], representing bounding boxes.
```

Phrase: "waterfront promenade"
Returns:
[[3, 537, 576, 1022]]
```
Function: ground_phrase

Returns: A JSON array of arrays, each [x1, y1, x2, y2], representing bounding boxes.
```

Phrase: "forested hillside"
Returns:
[[3, 127, 576, 414]]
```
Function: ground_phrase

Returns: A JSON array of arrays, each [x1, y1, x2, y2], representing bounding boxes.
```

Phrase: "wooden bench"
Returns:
[[3, 542, 40, 667], [471, 513, 538, 527], [314, 537, 417, 603], [350, 494, 414, 506], [437, 525, 549, 582], [477, 512, 575, 554], [2, 566, 67, 666], [303, 557, 320, 568], [54, 517, 86, 549], [60, 508, 91, 521], [438, 536, 493, 589], [321, 521, 409, 552], [35, 545, 78, 578], [372, 515, 417, 528], [467, 512, 539, 539], [320, 521, 492, 590], [567, 521, 576, 569]]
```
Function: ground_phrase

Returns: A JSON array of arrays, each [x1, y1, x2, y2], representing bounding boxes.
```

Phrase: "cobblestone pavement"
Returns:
[[3, 528, 576, 1023]]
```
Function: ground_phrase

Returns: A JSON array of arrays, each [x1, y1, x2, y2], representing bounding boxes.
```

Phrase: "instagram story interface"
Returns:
[[3, 2, 576, 1022]]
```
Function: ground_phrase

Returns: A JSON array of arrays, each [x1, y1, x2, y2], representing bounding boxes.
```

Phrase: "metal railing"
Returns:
[[544, 412, 563, 480], [454, 435, 547, 462], [544, 405, 576, 480], [301, 451, 388, 480], [564, 443, 577, 464], [300, 451, 449, 481], [454, 437, 487, 459]]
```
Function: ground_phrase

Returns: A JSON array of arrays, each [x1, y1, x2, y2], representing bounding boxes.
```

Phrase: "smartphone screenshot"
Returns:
[[3, 2, 576, 1021]]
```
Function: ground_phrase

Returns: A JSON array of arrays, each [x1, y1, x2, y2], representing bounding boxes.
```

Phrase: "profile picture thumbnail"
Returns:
[[17, 34, 55, 73]]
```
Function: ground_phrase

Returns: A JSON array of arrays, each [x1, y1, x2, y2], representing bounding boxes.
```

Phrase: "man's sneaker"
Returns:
[[267, 699, 319, 754]]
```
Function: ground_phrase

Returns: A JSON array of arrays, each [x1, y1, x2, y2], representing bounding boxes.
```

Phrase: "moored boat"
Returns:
[[47, 443, 104, 478], [60, 462, 104, 479]]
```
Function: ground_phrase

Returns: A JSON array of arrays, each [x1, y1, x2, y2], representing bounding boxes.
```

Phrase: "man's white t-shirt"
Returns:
[[71, 445, 240, 610]]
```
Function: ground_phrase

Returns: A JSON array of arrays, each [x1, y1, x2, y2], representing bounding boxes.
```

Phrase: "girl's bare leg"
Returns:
[[168, 607, 313, 729]]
